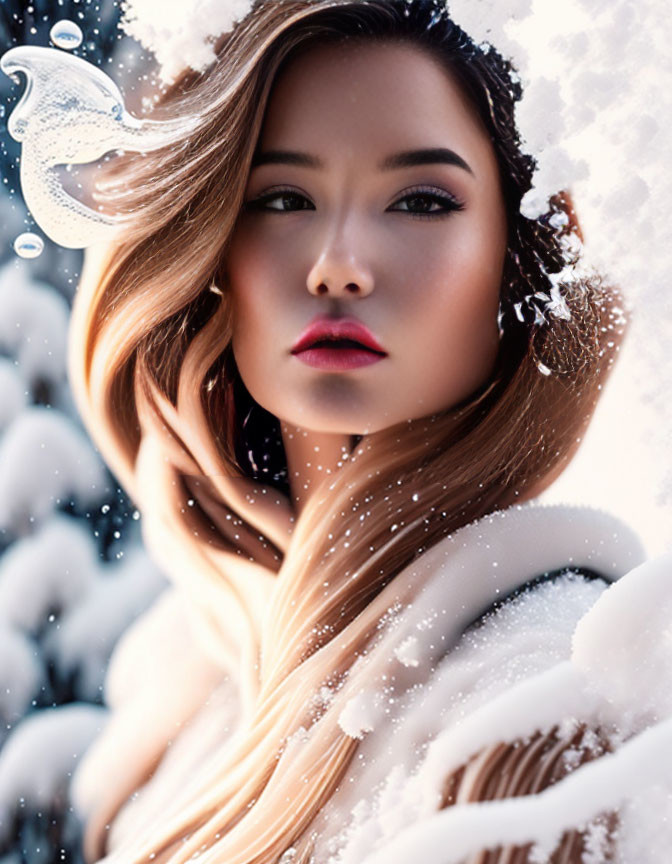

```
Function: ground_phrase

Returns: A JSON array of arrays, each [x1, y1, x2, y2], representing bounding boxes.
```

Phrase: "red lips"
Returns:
[[291, 316, 387, 355]]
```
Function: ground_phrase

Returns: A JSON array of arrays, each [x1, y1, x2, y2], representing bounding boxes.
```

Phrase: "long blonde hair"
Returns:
[[68, 1, 629, 861]]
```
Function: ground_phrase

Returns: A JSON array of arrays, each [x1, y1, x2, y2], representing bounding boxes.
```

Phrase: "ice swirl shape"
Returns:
[[0, 46, 190, 248]]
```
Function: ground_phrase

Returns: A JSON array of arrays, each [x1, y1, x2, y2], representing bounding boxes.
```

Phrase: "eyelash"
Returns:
[[243, 185, 466, 220]]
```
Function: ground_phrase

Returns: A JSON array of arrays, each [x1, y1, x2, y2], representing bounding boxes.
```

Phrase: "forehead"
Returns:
[[257, 40, 493, 167]]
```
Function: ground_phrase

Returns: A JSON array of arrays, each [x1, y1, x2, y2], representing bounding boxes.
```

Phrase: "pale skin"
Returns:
[[226, 40, 512, 518]]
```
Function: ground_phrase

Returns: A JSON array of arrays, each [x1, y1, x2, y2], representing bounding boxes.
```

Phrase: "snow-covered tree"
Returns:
[[0, 4, 167, 861]]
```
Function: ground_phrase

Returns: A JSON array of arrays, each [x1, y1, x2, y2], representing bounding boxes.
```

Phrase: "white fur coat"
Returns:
[[71, 500, 672, 863]]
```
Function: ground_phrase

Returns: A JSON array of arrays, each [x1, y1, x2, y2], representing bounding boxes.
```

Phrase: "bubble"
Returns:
[[49, 20, 84, 51], [13, 232, 44, 258]]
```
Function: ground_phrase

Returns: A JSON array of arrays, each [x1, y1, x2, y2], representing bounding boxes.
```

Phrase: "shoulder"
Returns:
[[304, 512, 655, 864], [469, 563, 611, 625], [399, 500, 647, 658], [452, 564, 613, 679], [314, 565, 619, 863], [416, 564, 613, 761], [381, 551, 672, 864]]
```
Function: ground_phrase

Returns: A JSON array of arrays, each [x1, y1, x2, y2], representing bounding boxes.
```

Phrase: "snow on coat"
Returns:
[[71, 499, 672, 862]]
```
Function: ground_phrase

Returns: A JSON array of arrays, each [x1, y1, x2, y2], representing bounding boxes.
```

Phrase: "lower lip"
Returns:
[[292, 347, 386, 370]]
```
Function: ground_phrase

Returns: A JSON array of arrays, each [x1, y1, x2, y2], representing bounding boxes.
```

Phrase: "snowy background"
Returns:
[[0, 2, 169, 861], [0, 0, 670, 862]]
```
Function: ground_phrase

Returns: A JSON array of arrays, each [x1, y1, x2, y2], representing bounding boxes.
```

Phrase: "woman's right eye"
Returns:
[[244, 189, 314, 212]]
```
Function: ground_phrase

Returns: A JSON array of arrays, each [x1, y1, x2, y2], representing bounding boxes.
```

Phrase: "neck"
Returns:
[[280, 423, 358, 518]]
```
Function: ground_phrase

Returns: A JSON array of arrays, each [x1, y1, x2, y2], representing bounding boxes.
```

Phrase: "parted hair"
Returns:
[[68, 1, 627, 862]]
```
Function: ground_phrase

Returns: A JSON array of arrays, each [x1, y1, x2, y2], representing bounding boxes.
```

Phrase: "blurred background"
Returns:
[[0, 0, 670, 862], [501, 0, 672, 561], [0, 2, 169, 861]]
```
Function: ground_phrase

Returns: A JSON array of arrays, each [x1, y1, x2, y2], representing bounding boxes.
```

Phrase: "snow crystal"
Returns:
[[338, 690, 383, 740], [119, 0, 255, 84], [309, 683, 336, 714], [308, 562, 620, 863], [447, 0, 533, 58], [393, 635, 421, 668], [580, 817, 611, 864]]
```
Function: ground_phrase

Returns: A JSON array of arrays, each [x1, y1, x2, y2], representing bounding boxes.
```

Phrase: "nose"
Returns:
[[306, 230, 375, 298]]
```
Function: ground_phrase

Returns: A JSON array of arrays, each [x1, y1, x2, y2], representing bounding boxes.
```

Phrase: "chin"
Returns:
[[289, 416, 379, 436], [271, 401, 384, 435]]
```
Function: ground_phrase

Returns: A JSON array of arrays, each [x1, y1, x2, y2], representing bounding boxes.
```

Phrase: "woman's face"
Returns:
[[226, 40, 508, 435]]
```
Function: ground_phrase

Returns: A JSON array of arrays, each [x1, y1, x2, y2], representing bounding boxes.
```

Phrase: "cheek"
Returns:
[[227, 229, 277, 347], [229, 288, 277, 374], [397, 227, 504, 384], [422, 277, 500, 367], [403, 229, 503, 323]]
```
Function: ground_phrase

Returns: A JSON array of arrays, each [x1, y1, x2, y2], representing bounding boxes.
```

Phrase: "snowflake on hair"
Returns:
[[120, 0, 255, 84]]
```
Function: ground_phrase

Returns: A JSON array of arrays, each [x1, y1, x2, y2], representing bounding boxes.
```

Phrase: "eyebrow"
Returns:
[[380, 147, 474, 175], [250, 147, 474, 176]]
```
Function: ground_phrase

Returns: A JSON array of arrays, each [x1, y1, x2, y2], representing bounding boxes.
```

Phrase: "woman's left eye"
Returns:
[[389, 187, 466, 219], [243, 190, 314, 212]]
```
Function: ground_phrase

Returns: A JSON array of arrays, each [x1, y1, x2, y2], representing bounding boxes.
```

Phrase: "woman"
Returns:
[[66, 1, 665, 862]]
